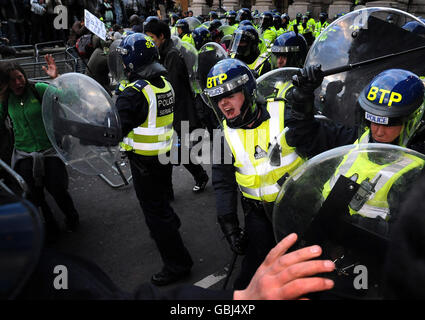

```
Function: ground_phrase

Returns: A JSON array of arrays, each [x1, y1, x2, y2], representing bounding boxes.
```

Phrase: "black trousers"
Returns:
[[128, 153, 193, 274], [233, 198, 277, 290], [14, 156, 77, 223]]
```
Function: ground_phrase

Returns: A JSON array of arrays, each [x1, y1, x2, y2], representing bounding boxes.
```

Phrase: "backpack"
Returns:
[[76, 34, 94, 58]]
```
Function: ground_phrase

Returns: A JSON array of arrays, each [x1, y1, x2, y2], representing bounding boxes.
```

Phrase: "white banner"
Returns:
[[84, 9, 107, 41]]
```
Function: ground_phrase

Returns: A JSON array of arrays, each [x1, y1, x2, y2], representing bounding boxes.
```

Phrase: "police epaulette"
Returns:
[[130, 79, 149, 92]]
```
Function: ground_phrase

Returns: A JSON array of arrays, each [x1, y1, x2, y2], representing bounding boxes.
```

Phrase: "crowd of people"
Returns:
[[1, 4, 425, 301]]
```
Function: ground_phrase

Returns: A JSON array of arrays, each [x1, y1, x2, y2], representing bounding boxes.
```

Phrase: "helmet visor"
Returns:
[[229, 31, 256, 57]]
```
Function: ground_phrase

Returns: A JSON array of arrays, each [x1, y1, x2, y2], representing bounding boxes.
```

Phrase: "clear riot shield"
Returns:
[[305, 7, 425, 126], [273, 143, 425, 299], [186, 17, 202, 32], [108, 38, 126, 83], [197, 42, 229, 105], [0, 160, 43, 299], [42, 73, 122, 176], [170, 35, 199, 93], [256, 67, 299, 100]]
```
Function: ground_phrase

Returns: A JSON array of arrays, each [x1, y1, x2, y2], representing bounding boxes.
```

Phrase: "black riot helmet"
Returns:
[[319, 12, 328, 23], [209, 11, 218, 20], [273, 14, 282, 30], [259, 11, 274, 30], [229, 25, 260, 64], [236, 8, 253, 22], [295, 12, 302, 24], [209, 19, 222, 31], [226, 10, 237, 25]]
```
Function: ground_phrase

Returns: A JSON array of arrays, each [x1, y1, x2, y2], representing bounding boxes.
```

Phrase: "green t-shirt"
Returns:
[[0, 82, 52, 152]]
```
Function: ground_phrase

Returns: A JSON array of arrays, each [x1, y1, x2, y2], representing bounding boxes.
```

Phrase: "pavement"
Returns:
[[47, 157, 245, 295]]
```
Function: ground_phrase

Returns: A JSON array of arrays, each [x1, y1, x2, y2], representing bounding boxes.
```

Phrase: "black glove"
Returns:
[[218, 214, 247, 255], [285, 64, 324, 120]]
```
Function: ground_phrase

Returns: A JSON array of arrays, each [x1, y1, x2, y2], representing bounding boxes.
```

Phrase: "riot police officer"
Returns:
[[314, 12, 330, 38], [116, 33, 193, 286], [258, 11, 278, 48], [204, 59, 305, 289], [270, 31, 308, 69], [229, 25, 272, 77], [175, 19, 196, 47]]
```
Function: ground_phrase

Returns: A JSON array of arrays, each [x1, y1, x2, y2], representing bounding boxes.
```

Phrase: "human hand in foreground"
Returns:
[[233, 233, 335, 300], [42, 54, 59, 79]]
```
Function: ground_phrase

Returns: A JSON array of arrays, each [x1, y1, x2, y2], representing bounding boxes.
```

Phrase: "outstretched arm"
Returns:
[[234, 233, 335, 300]]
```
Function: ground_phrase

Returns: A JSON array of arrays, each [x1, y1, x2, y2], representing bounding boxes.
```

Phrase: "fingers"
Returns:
[[263, 233, 297, 267], [278, 277, 334, 300], [276, 259, 335, 284], [271, 244, 324, 273]]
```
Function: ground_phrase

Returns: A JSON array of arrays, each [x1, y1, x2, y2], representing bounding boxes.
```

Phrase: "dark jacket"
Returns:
[[158, 38, 201, 133], [85, 43, 110, 94]]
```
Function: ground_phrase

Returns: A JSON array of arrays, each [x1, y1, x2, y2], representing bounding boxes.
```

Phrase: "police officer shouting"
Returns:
[[204, 59, 305, 289], [116, 33, 193, 286]]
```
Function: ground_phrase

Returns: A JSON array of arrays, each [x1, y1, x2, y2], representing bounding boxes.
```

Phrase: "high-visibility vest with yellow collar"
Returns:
[[223, 100, 304, 202], [322, 130, 424, 220], [247, 52, 270, 76], [120, 77, 174, 156]]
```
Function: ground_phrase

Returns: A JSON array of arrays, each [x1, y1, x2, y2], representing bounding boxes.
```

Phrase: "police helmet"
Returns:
[[176, 18, 190, 35], [306, 11, 312, 19], [239, 20, 254, 27], [302, 15, 308, 23], [193, 27, 211, 50], [270, 32, 308, 67], [118, 33, 158, 72], [296, 12, 302, 21], [229, 25, 260, 61], [204, 59, 258, 129], [402, 18, 425, 35], [259, 11, 274, 30], [273, 14, 282, 30], [319, 12, 328, 22], [209, 11, 218, 20], [170, 13, 179, 25], [143, 16, 159, 32], [227, 10, 237, 18], [281, 13, 290, 24], [358, 69, 425, 146], [209, 19, 222, 31], [237, 8, 252, 22]]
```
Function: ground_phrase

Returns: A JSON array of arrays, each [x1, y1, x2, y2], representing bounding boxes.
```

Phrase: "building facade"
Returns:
[[188, 0, 425, 20]]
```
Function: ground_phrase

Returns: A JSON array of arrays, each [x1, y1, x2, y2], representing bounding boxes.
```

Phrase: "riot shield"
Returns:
[[186, 17, 202, 32], [197, 42, 229, 105], [0, 160, 43, 299], [256, 67, 299, 100], [305, 7, 425, 126], [108, 38, 126, 83], [273, 143, 425, 299], [42, 73, 122, 176], [170, 35, 199, 93]]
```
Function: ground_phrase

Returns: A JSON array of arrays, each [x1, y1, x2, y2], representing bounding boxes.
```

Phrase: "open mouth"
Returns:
[[223, 107, 237, 119]]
